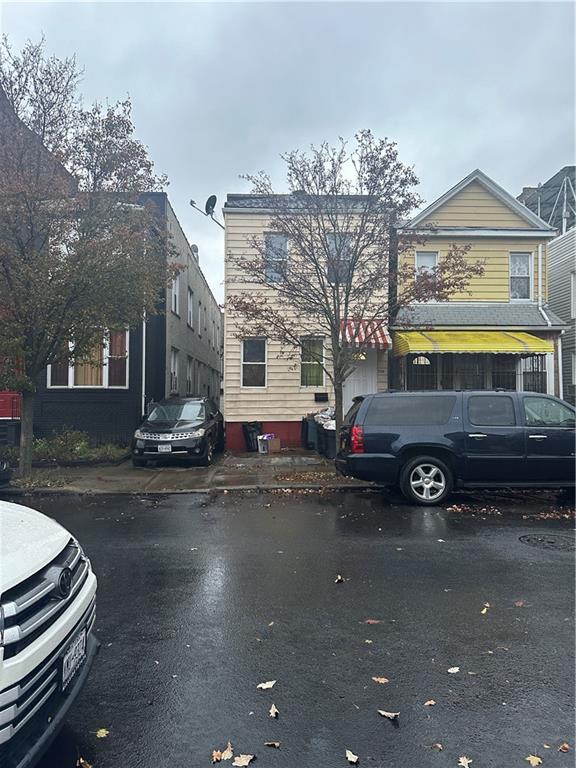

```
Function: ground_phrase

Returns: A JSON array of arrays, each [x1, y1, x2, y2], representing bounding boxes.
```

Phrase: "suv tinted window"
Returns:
[[524, 396, 575, 427], [468, 395, 516, 426], [364, 395, 456, 426], [344, 399, 363, 425]]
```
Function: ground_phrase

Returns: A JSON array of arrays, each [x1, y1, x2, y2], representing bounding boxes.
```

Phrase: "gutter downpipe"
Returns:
[[141, 313, 147, 417], [536, 244, 551, 326], [558, 333, 564, 400]]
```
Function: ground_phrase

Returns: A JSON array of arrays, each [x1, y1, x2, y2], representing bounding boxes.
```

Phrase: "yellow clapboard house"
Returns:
[[394, 169, 566, 394]]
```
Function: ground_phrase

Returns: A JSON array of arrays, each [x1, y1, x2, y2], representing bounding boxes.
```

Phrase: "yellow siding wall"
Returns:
[[419, 181, 533, 228], [401, 238, 548, 302], [224, 211, 388, 422]]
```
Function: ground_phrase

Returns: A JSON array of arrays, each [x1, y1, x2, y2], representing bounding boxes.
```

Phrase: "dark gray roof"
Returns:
[[518, 166, 575, 232], [394, 303, 566, 329], [225, 192, 379, 212]]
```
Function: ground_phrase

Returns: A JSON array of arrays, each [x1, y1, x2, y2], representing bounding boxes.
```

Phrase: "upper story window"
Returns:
[[264, 234, 288, 283], [415, 251, 438, 275], [242, 338, 266, 387], [171, 274, 180, 315], [301, 337, 324, 386], [186, 356, 194, 395], [510, 253, 532, 300], [327, 233, 353, 284], [48, 331, 128, 389], [571, 272, 575, 319], [170, 348, 179, 393], [198, 301, 202, 336], [187, 288, 194, 328]]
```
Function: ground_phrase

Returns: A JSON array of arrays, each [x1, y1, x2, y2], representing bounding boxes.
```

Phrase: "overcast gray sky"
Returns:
[[2, 1, 574, 301]]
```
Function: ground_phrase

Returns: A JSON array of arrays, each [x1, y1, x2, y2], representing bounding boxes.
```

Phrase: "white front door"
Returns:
[[342, 350, 378, 413]]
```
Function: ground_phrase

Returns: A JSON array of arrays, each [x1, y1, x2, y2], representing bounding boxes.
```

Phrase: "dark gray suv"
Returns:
[[336, 390, 576, 505]]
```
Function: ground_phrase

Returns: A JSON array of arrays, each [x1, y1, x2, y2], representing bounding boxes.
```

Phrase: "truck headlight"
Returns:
[[134, 429, 145, 439], [190, 429, 205, 438]]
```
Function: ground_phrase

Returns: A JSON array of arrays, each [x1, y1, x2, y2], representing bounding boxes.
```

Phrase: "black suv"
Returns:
[[336, 390, 575, 505], [131, 397, 224, 467]]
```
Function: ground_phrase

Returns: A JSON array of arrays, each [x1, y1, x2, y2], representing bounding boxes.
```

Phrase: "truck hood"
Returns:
[[0, 500, 71, 593]]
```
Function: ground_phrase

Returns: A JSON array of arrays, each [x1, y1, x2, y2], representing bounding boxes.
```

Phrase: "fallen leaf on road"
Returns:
[[377, 710, 400, 720], [525, 756, 543, 767], [372, 677, 389, 684], [268, 621, 274, 627], [221, 742, 233, 760], [95, 728, 109, 739], [345, 748, 359, 763], [257, 680, 276, 690], [76, 759, 92, 768], [264, 741, 280, 748], [458, 758, 473, 767], [269, 703, 279, 718], [431, 743, 443, 751], [364, 639, 373, 644], [364, 619, 381, 624], [514, 599, 526, 608], [212, 750, 223, 763], [480, 603, 491, 615], [558, 743, 571, 752], [232, 755, 254, 767], [335, 574, 345, 583], [447, 667, 460, 674], [424, 699, 436, 706]]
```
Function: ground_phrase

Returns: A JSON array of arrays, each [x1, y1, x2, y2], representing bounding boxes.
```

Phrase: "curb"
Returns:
[[0, 483, 376, 497]]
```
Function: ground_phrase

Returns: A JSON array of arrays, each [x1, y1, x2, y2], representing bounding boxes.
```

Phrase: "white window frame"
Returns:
[[198, 301, 202, 336], [171, 274, 180, 315], [170, 347, 179, 393], [264, 232, 288, 283], [187, 288, 194, 328], [241, 338, 267, 388], [415, 251, 438, 275], [571, 271, 576, 319], [509, 252, 533, 302], [300, 336, 325, 387], [47, 331, 129, 389]]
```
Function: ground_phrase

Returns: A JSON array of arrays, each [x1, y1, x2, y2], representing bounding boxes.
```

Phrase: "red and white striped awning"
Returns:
[[340, 319, 391, 349]]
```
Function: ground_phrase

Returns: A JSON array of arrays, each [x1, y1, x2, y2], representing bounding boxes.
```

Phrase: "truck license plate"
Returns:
[[158, 444, 172, 453], [61, 629, 87, 690]]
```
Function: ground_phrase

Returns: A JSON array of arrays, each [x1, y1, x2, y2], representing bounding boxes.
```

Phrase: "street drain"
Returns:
[[519, 534, 575, 551]]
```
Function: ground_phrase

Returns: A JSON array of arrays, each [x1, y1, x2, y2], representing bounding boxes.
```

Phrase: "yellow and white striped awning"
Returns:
[[393, 330, 554, 357]]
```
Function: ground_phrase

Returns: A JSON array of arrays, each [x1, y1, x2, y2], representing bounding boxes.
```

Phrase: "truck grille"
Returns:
[[1, 539, 90, 660], [0, 598, 96, 761]]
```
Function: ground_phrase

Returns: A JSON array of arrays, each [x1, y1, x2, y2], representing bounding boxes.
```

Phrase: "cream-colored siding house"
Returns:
[[394, 170, 565, 393], [223, 194, 390, 450]]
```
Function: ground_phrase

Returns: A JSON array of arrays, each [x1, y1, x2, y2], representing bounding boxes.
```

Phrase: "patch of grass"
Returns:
[[0, 429, 127, 465]]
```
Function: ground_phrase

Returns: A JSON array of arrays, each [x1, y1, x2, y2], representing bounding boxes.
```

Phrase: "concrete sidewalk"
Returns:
[[4, 451, 372, 494]]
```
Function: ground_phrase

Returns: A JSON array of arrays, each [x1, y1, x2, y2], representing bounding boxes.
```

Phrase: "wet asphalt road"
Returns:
[[20, 491, 575, 767]]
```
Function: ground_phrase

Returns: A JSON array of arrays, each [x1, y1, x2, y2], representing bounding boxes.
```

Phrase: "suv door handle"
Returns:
[[528, 434, 548, 440], [468, 433, 487, 439]]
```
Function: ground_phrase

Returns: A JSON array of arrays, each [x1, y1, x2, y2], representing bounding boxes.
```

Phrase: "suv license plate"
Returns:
[[157, 444, 172, 453], [62, 628, 87, 691]]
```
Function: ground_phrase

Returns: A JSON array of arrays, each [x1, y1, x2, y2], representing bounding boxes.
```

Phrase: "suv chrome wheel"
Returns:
[[409, 463, 446, 501]]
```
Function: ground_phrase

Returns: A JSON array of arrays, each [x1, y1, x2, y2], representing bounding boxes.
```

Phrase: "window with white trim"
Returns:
[[326, 232, 353, 283], [48, 331, 129, 388], [264, 233, 288, 283], [171, 274, 180, 314], [301, 337, 324, 386], [415, 251, 438, 274], [510, 253, 531, 300], [187, 288, 194, 327], [571, 272, 575, 319], [170, 348, 179, 393], [198, 301, 202, 336], [242, 338, 266, 387]]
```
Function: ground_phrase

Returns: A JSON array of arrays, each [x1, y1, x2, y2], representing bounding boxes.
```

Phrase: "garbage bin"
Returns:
[[307, 418, 318, 451], [301, 417, 308, 448], [242, 421, 262, 452], [317, 422, 327, 456], [323, 426, 336, 459]]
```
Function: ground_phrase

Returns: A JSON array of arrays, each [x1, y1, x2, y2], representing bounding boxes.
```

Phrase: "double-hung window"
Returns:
[[171, 274, 180, 315], [327, 233, 353, 283], [170, 348, 179, 393], [186, 357, 194, 395], [48, 330, 129, 388], [301, 337, 324, 386], [510, 253, 532, 300], [187, 288, 194, 327], [264, 233, 288, 283], [415, 251, 438, 274], [571, 272, 576, 319], [242, 338, 266, 387]]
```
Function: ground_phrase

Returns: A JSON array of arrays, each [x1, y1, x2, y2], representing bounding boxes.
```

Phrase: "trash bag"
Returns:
[[242, 421, 262, 452]]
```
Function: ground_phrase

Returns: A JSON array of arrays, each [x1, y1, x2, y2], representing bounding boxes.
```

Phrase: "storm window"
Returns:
[[242, 338, 266, 387], [264, 233, 288, 283], [510, 253, 531, 300]]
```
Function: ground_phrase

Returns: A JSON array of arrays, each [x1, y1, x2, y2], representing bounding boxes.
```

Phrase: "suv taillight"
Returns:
[[350, 425, 364, 453]]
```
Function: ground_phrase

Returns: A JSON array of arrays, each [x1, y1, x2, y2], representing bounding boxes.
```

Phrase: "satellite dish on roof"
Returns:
[[205, 195, 217, 216]]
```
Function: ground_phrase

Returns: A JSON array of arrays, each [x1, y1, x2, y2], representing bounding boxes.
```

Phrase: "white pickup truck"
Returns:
[[0, 500, 98, 768]]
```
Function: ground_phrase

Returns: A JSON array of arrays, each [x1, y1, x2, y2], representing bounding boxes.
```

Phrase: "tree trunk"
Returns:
[[19, 390, 35, 479], [334, 379, 344, 448]]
